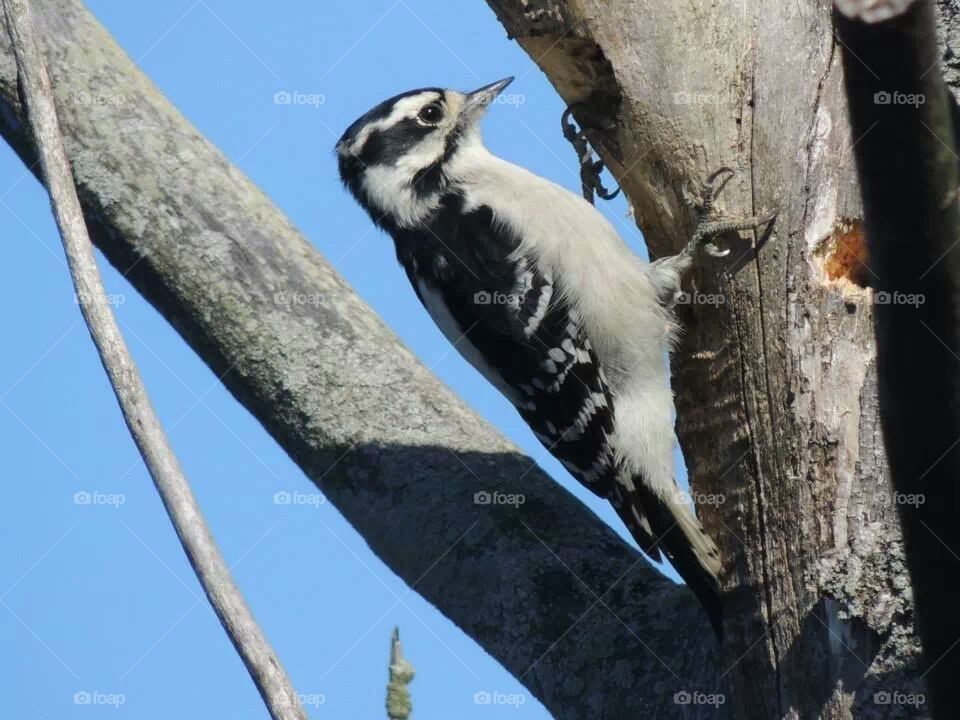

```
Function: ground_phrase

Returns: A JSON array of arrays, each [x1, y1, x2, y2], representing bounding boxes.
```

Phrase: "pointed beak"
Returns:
[[460, 76, 513, 124]]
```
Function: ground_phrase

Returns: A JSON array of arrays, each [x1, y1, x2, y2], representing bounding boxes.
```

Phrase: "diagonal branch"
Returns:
[[1, 0, 306, 718], [0, 1, 718, 717]]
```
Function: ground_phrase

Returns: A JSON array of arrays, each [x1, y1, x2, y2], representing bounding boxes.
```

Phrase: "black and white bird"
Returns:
[[336, 77, 764, 637]]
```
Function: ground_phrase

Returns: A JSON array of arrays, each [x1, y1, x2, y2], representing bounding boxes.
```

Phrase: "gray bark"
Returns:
[[0, 1, 722, 718], [483, 0, 952, 718]]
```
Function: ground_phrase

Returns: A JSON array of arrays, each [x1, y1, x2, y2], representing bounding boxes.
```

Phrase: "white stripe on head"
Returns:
[[344, 91, 442, 157], [345, 91, 468, 227]]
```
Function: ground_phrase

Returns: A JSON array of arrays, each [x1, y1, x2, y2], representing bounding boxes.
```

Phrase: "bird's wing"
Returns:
[[395, 200, 666, 562]]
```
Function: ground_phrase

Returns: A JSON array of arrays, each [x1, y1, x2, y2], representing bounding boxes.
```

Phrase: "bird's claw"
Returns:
[[703, 166, 735, 208], [561, 104, 621, 203], [703, 242, 731, 258], [684, 167, 777, 257]]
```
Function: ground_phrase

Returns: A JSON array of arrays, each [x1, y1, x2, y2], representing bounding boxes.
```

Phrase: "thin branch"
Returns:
[[0, 1, 306, 717], [386, 628, 414, 720]]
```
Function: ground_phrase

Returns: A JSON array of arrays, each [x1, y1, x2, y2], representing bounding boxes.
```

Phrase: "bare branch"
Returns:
[[386, 628, 414, 720], [0, 0, 306, 717]]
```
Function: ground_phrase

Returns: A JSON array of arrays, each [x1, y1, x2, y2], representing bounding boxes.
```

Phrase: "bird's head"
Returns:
[[336, 77, 513, 229]]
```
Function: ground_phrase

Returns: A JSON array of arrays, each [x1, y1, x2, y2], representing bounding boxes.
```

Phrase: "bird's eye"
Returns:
[[417, 103, 443, 125]]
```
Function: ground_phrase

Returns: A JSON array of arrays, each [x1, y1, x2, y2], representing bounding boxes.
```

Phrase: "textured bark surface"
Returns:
[[0, 2, 725, 719], [483, 0, 950, 718]]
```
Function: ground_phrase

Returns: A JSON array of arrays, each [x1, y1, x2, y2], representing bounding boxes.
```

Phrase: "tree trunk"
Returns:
[[485, 1, 949, 717]]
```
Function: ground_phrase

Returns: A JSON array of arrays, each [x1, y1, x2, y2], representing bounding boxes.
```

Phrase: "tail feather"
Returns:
[[613, 480, 724, 639]]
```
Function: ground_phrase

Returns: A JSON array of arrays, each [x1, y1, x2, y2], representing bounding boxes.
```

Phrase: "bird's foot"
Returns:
[[561, 104, 620, 202], [682, 167, 777, 258]]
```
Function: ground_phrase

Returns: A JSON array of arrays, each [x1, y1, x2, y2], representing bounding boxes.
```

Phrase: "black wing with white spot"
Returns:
[[506, 273, 621, 495], [339, 88, 723, 635], [391, 194, 668, 562], [392, 193, 722, 635]]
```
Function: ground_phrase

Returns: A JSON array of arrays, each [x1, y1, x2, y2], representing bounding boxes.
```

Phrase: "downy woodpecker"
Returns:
[[337, 77, 772, 637]]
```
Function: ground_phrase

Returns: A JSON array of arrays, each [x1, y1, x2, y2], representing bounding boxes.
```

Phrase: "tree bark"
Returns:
[[484, 0, 951, 718], [0, 1, 722, 718]]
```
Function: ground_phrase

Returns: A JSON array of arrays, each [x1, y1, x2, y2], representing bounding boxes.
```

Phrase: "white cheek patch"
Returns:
[[345, 90, 471, 228], [362, 165, 441, 228], [346, 93, 439, 156], [398, 132, 446, 176], [356, 101, 448, 227]]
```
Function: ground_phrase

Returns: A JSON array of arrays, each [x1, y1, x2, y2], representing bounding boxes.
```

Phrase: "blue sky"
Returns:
[[0, 2, 684, 718]]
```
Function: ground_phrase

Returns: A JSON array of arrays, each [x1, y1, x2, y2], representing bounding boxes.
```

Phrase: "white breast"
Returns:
[[445, 137, 682, 494], [446, 138, 671, 384]]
